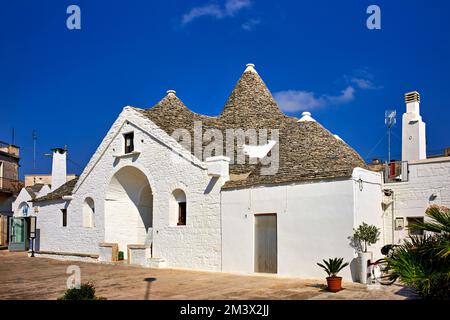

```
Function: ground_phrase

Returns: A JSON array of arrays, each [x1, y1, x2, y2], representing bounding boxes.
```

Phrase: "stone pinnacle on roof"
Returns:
[[244, 63, 258, 74], [298, 111, 316, 122], [220, 63, 286, 122]]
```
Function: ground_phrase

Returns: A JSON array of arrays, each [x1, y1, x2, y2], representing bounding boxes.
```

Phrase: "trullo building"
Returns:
[[30, 64, 383, 280]]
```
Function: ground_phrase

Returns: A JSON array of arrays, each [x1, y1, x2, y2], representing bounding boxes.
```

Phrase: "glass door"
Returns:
[[9, 217, 28, 251]]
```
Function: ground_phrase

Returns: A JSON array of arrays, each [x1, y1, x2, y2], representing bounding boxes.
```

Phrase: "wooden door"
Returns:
[[254, 214, 277, 273], [0, 215, 8, 246]]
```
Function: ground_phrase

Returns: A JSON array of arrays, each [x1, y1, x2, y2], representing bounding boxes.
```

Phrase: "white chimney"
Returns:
[[51, 147, 67, 191], [402, 91, 426, 162], [205, 156, 230, 186]]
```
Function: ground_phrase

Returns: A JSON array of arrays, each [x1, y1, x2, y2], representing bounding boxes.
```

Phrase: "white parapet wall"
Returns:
[[351, 168, 384, 260], [385, 157, 450, 244]]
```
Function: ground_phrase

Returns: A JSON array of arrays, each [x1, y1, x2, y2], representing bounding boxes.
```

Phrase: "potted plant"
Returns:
[[350, 222, 380, 284], [317, 257, 349, 292]]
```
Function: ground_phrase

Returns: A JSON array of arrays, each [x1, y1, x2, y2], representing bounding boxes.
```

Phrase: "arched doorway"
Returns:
[[105, 166, 153, 258]]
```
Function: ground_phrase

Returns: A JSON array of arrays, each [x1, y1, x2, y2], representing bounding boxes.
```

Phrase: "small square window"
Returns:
[[124, 132, 134, 154], [407, 217, 424, 236], [177, 202, 186, 226]]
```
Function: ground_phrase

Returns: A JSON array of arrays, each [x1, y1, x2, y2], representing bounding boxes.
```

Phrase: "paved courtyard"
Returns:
[[0, 251, 418, 300]]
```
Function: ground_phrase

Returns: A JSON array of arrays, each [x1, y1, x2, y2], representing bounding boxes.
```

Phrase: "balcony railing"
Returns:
[[0, 177, 23, 194], [384, 161, 409, 183]]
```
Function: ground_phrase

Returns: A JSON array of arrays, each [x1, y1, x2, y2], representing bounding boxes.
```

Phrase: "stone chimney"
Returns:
[[402, 91, 426, 162], [51, 147, 67, 191]]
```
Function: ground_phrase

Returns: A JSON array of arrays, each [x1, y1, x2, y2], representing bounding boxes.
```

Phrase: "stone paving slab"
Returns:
[[0, 251, 419, 300]]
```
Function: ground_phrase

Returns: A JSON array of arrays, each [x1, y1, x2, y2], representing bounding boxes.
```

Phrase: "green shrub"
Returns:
[[118, 251, 124, 261], [350, 222, 380, 252], [58, 282, 106, 300], [387, 236, 450, 299]]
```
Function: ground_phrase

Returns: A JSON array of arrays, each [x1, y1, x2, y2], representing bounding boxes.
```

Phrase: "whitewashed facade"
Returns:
[[384, 157, 450, 244], [222, 168, 383, 280], [35, 107, 223, 270], [27, 65, 390, 281]]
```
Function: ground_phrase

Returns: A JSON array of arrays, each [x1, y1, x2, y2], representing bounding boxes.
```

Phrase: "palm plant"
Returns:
[[408, 205, 450, 257], [317, 258, 349, 277], [386, 205, 450, 299]]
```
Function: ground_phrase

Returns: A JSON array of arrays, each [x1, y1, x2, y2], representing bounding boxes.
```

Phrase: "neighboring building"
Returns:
[[31, 64, 383, 281], [10, 147, 73, 251], [24, 174, 77, 188], [11, 183, 51, 251], [0, 141, 21, 246], [0, 141, 21, 214], [381, 92, 450, 244]]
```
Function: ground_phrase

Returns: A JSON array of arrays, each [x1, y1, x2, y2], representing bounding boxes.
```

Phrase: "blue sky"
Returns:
[[1, 0, 449, 178]]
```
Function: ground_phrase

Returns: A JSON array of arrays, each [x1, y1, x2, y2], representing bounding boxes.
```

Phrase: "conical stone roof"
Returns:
[[136, 65, 366, 189]]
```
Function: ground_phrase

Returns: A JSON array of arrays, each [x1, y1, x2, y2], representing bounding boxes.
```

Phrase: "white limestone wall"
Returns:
[[385, 158, 450, 243], [222, 168, 383, 281], [12, 188, 32, 217], [222, 179, 357, 280], [352, 168, 384, 260], [36, 108, 222, 271], [35, 199, 102, 254]]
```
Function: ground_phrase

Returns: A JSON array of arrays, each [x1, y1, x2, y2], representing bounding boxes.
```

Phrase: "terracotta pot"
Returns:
[[326, 276, 343, 292]]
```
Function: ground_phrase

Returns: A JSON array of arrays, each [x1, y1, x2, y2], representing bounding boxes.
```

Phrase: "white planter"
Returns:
[[357, 251, 373, 284]]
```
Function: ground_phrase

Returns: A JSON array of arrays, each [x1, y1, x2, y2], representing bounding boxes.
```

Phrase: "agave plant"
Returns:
[[317, 258, 349, 278]]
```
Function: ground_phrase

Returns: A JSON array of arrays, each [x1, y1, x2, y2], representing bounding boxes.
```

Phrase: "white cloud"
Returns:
[[182, 0, 252, 25], [274, 68, 382, 113], [273, 86, 355, 113], [225, 0, 252, 15], [347, 68, 381, 90], [327, 86, 355, 104], [350, 77, 376, 89], [242, 18, 260, 31]]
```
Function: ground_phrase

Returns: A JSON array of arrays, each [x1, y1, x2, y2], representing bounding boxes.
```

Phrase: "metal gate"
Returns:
[[254, 214, 277, 273]]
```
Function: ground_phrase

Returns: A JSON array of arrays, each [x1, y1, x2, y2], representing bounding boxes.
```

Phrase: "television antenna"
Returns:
[[32, 130, 37, 170], [385, 110, 396, 163]]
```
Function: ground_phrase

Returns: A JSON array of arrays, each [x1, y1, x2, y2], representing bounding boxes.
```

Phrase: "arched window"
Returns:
[[18, 202, 29, 217], [170, 189, 187, 226], [82, 197, 95, 228]]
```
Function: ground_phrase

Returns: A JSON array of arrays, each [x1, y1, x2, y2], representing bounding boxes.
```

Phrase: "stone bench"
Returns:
[[98, 243, 119, 262], [127, 244, 151, 267], [148, 257, 167, 268]]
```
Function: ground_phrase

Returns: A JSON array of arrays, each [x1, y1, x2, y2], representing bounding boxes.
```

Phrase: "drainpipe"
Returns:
[[220, 190, 222, 272], [391, 190, 395, 244]]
